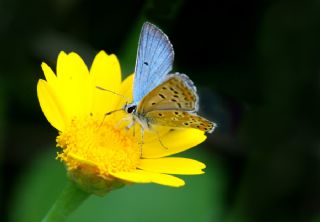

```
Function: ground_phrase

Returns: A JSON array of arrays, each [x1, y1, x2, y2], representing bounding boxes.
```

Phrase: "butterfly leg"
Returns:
[[115, 116, 131, 128], [139, 127, 144, 157], [155, 130, 169, 150], [132, 122, 136, 137], [126, 119, 135, 130]]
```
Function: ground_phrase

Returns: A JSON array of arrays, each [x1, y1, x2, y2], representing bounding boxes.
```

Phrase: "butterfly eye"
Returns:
[[126, 105, 137, 114]]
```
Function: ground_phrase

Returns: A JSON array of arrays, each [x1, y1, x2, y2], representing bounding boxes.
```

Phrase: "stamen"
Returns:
[[56, 114, 140, 177]]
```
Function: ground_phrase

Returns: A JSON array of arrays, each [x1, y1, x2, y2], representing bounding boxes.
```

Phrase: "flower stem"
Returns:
[[42, 181, 90, 222]]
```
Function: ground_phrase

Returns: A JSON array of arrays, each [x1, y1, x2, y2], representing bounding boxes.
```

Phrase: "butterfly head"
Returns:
[[124, 103, 137, 114]]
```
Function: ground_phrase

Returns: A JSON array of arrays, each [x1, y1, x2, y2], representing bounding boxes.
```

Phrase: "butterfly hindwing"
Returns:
[[133, 22, 174, 103], [145, 110, 215, 133], [137, 73, 198, 113]]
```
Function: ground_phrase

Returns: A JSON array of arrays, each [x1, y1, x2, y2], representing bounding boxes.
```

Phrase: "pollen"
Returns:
[[56, 114, 140, 179]]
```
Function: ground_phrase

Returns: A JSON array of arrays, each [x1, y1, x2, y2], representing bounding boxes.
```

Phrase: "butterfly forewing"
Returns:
[[145, 110, 215, 133], [133, 22, 174, 103], [128, 22, 216, 136], [137, 73, 198, 113]]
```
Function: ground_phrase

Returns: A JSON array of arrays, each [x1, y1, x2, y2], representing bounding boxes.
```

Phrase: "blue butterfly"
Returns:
[[123, 22, 215, 135]]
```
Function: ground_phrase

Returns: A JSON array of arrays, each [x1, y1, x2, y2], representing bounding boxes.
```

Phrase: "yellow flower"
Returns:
[[37, 51, 207, 194]]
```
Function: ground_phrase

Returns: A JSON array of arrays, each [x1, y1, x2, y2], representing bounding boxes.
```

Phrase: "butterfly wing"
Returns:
[[136, 73, 216, 133], [137, 73, 199, 113], [145, 110, 216, 133], [133, 22, 174, 103]]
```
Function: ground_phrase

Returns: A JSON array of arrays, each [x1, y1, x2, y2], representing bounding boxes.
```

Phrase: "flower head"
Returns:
[[37, 51, 207, 195]]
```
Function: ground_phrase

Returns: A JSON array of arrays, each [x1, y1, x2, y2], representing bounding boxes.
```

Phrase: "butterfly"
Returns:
[[122, 22, 216, 136]]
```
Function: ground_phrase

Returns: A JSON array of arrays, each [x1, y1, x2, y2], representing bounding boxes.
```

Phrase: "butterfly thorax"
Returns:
[[124, 102, 151, 130]]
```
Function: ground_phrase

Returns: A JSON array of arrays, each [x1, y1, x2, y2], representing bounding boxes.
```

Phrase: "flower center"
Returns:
[[56, 113, 140, 178]]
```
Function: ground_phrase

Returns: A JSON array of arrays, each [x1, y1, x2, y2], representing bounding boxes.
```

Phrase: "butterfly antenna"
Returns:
[[96, 86, 130, 102], [99, 108, 123, 128]]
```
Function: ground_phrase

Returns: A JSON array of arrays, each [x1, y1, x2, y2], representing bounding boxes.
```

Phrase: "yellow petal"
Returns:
[[111, 170, 185, 187], [115, 74, 134, 108], [91, 51, 122, 114], [56, 52, 92, 118], [142, 128, 206, 158], [41, 62, 57, 85], [37, 80, 65, 131], [56, 51, 89, 79], [138, 157, 206, 175], [56, 51, 68, 77]]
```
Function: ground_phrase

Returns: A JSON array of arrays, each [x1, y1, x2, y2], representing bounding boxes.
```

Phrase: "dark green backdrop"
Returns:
[[0, 0, 319, 222]]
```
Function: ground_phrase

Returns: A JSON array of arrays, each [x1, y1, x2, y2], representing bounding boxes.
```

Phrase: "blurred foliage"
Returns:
[[10, 148, 227, 222], [0, 0, 319, 221]]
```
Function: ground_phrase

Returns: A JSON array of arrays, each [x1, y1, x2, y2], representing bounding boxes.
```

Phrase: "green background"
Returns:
[[0, 0, 319, 221]]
